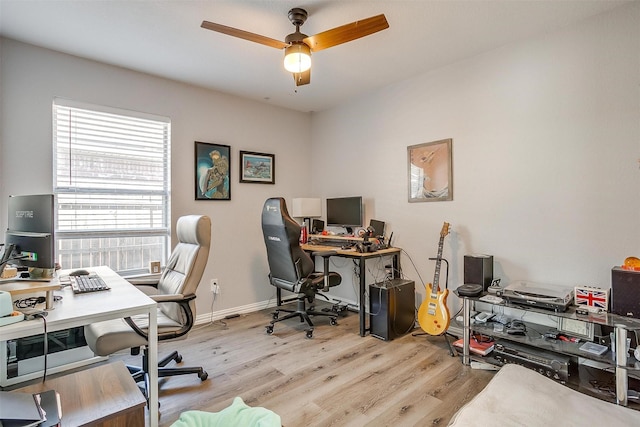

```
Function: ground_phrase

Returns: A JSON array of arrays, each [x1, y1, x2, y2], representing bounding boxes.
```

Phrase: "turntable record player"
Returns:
[[499, 281, 573, 312]]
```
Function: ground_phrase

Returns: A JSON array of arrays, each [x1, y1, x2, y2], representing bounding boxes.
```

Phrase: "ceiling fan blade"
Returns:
[[303, 14, 389, 52], [293, 69, 311, 86], [201, 21, 288, 50]]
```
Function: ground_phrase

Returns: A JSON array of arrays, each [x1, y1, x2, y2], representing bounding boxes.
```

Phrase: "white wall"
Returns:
[[310, 3, 640, 313], [0, 39, 312, 317]]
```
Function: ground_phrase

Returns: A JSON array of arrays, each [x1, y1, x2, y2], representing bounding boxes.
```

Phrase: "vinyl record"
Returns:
[[457, 283, 483, 297]]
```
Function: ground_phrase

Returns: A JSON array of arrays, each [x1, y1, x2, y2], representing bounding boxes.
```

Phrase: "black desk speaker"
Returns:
[[369, 279, 415, 341], [464, 255, 494, 291], [611, 267, 640, 319], [311, 219, 325, 234]]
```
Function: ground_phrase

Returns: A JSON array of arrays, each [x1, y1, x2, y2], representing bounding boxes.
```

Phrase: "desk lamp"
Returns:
[[291, 198, 322, 235]]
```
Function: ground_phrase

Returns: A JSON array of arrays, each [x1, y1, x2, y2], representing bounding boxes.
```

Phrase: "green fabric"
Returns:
[[170, 396, 282, 427]]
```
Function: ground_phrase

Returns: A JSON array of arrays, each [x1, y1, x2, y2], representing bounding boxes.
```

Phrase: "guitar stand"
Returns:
[[413, 257, 457, 357], [412, 330, 457, 357]]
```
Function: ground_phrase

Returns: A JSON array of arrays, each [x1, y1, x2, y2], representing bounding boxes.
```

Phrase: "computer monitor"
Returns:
[[326, 196, 363, 234], [4, 194, 56, 272]]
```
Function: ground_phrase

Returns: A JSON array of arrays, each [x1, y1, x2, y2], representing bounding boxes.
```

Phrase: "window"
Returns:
[[53, 99, 171, 275]]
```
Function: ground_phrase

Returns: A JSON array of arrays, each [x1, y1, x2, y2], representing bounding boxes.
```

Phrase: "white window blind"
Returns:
[[53, 99, 171, 275]]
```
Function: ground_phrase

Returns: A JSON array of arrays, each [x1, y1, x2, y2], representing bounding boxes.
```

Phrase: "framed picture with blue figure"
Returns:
[[195, 141, 231, 200], [239, 151, 275, 184]]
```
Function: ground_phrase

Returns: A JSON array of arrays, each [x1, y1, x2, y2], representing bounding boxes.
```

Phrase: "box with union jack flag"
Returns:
[[574, 286, 609, 311]]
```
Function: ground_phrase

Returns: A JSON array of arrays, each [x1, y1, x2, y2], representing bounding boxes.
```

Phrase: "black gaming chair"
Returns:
[[261, 197, 342, 338]]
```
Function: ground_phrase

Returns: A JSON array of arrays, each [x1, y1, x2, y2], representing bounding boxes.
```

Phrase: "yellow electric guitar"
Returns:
[[417, 222, 451, 335]]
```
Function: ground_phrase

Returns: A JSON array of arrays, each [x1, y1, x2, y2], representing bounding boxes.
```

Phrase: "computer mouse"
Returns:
[[69, 269, 90, 276]]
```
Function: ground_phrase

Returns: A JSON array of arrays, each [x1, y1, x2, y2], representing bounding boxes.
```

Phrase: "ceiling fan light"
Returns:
[[284, 44, 311, 73]]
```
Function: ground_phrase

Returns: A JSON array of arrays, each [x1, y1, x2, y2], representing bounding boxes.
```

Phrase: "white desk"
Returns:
[[0, 266, 159, 427]]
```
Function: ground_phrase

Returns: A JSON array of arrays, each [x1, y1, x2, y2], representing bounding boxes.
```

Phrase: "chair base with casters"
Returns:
[[126, 346, 208, 403], [86, 311, 209, 401], [266, 293, 338, 339]]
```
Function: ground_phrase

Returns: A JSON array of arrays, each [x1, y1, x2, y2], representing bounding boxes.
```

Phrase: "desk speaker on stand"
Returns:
[[464, 255, 493, 291]]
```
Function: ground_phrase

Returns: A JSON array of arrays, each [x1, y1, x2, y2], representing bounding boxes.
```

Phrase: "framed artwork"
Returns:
[[408, 138, 453, 202], [239, 151, 275, 184], [195, 141, 231, 200]]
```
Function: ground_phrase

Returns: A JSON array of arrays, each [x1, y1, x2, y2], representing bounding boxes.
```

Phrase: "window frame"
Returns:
[[52, 98, 171, 276]]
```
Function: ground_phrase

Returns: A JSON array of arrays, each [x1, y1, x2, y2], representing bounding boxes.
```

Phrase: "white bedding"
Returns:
[[448, 364, 640, 426]]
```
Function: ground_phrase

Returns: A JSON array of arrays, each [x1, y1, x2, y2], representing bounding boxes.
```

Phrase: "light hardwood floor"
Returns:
[[105, 307, 495, 426]]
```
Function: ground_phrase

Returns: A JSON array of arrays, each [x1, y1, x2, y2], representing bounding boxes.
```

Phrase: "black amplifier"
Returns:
[[493, 340, 573, 383]]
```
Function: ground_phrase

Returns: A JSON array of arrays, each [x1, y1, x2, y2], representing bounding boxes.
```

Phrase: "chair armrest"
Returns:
[[126, 274, 161, 287], [149, 293, 196, 303], [311, 251, 337, 291], [124, 317, 149, 340], [124, 294, 197, 342], [127, 277, 159, 287]]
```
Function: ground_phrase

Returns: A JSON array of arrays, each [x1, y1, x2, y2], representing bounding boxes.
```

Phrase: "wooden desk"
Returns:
[[0, 279, 61, 309], [17, 361, 146, 427], [301, 242, 402, 336], [0, 266, 158, 427]]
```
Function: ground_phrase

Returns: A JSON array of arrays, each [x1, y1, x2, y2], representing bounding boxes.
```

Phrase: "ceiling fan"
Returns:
[[201, 8, 389, 86]]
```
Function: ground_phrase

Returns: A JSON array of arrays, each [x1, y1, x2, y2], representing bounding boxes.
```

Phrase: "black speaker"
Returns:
[[369, 219, 386, 237], [464, 255, 493, 291], [611, 267, 640, 319], [311, 219, 324, 234], [369, 279, 415, 341]]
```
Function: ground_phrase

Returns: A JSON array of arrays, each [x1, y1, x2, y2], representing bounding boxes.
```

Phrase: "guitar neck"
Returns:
[[431, 237, 445, 294]]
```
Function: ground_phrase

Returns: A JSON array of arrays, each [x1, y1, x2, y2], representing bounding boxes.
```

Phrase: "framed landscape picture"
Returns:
[[195, 141, 231, 200], [239, 151, 275, 184], [408, 138, 453, 202]]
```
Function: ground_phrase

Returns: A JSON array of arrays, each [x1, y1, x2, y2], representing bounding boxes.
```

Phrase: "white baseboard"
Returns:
[[195, 300, 276, 325], [196, 294, 359, 325]]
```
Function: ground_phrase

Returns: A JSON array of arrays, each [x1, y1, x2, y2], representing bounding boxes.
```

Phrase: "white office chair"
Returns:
[[84, 215, 211, 397]]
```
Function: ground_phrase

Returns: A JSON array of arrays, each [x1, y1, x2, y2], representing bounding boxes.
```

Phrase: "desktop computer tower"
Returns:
[[369, 279, 415, 341]]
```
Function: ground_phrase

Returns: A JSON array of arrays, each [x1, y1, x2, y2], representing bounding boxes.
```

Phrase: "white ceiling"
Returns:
[[0, 0, 631, 113]]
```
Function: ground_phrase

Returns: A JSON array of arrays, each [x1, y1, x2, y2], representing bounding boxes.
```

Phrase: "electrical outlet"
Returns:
[[210, 278, 219, 294]]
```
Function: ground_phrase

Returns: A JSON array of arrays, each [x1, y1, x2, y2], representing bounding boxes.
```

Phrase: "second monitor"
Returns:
[[4, 194, 56, 277], [311, 219, 325, 234], [369, 219, 385, 238]]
